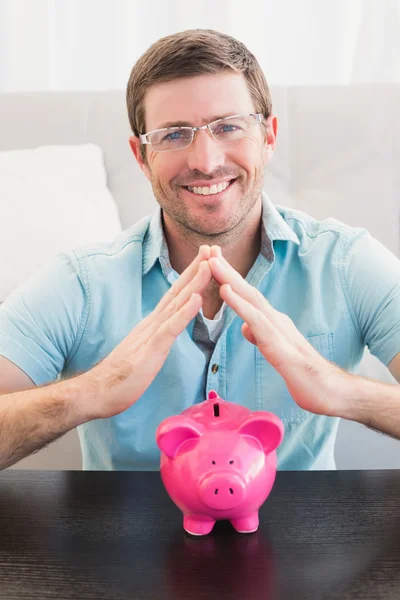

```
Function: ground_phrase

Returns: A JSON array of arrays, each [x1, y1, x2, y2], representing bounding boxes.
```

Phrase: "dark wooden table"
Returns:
[[1, 470, 400, 599]]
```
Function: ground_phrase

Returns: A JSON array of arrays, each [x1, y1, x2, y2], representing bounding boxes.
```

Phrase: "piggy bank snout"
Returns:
[[199, 472, 246, 510]]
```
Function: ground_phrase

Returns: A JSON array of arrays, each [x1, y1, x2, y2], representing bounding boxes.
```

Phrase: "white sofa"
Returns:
[[1, 85, 400, 470]]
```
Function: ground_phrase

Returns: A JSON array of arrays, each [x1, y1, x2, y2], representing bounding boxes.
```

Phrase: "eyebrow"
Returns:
[[155, 114, 235, 130]]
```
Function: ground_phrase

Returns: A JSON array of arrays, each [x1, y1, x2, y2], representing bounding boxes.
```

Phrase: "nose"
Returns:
[[199, 472, 245, 510], [187, 129, 225, 174]]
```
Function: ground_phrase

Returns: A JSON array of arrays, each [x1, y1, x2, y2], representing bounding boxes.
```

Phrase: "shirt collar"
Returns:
[[142, 205, 164, 276], [261, 191, 300, 246], [142, 191, 299, 276]]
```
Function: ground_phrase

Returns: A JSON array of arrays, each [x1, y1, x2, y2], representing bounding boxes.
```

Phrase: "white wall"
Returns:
[[1, 0, 399, 92]]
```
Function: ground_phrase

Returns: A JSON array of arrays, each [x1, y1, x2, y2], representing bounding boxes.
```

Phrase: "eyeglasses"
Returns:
[[139, 113, 266, 152]]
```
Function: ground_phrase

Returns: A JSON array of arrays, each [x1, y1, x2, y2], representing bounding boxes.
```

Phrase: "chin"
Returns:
[[185, 216, 243, 238]]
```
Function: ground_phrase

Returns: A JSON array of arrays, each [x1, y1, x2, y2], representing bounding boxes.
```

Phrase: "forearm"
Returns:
[[0, 377, 93, 470], [335, 373, 400, 439]]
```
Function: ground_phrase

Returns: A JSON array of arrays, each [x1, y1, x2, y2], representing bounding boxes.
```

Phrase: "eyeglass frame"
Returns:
[[139, 113, 267, 151]]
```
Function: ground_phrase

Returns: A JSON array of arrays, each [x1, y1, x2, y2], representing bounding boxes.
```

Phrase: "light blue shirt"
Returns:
[[1, 193, 400, 470]]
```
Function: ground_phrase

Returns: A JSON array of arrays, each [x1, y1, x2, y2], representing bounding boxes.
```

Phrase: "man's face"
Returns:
[[131, 72, 276, 239]]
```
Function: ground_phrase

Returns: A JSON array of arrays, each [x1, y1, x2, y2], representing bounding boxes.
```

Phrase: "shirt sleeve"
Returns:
[[340, 229, 400, 366], [0, 251, 88, 386]]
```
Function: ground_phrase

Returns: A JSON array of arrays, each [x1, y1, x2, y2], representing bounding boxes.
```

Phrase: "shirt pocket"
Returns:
[[255, 332, 334, 424]]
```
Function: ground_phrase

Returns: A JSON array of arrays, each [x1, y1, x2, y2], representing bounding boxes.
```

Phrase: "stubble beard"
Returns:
[[150, 171, 265, 247]]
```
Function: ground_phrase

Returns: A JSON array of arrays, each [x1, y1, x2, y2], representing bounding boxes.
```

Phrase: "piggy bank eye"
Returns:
[[229, 460, 234, 465], [212, 460, 216, 465]]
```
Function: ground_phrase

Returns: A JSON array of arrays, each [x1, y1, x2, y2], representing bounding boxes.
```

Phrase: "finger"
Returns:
[[130, 293, 204, 398], [209, 256, 272, 314], [220, 284, 297, 369], [149, 293, 203, 356], [210, 256, 302, 342], [220, 284, 275, 340], [133, 246, 211, 338], [242, 322, 257, 346], [137, 260, 212, 346], [155, 245, 211, 315], [210, 245, 222, 259], [210, 254, 295, 333], [159, 260, 211, 321]]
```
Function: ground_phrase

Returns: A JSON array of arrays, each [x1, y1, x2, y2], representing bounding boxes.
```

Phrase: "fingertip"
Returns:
[[210, 245, 221, 258], [220, 283, 232, 295], [208, 255, 223, 270], [199, 245, 211, 259]]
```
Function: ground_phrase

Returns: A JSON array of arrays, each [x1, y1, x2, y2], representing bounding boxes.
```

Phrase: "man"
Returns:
[[1, 29, 400, 471]]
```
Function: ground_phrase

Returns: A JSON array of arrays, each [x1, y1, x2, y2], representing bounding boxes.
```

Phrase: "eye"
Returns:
[[215, 124, 239, 135], [229, 460, 234, 464], [163, 130, 183, 141], [212, 460, 216, 465], [221, 124, 237, 133]]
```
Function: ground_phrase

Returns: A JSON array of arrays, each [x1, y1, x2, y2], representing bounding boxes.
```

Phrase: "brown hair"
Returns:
[[126, 29, 272, 160]]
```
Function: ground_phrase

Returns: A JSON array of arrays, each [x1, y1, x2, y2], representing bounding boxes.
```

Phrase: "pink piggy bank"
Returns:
[[156, 390, 284, 536]]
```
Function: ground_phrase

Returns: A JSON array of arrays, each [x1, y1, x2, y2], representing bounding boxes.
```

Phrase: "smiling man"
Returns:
[[129, 69, 271, 321], [1, 29, 400, 471]]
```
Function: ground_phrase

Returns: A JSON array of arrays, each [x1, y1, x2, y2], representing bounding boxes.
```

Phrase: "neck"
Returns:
[[162, 200, 262, 318]]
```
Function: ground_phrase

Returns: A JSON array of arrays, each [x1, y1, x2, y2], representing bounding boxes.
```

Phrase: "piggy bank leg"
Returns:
[[230, 512, 259, 533], [183, 514, 216, 536]]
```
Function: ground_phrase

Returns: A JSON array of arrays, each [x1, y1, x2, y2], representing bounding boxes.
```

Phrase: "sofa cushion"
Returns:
[[0, 143, 122, 302]]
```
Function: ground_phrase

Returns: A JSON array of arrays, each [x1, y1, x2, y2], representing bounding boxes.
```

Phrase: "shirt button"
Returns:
[[211, 364, 219, 374]]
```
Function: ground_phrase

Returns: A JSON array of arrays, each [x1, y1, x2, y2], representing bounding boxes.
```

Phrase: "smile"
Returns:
[[183, 179, 236, 196]]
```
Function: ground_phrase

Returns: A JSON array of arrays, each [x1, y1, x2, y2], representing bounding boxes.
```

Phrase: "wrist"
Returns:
[[335, 372, 393, 422], [57, 373, 101, 426]]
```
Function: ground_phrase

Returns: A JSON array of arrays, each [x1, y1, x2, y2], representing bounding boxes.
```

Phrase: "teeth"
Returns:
[[187, 181, 230, 195]]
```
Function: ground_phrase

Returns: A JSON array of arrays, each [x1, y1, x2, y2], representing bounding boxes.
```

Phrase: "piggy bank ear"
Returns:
[[156, 416, 204, 459], [238, 412, 284, 454]]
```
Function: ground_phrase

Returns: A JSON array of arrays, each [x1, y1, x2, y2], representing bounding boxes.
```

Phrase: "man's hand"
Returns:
[[82, 246, 212, 420], [208, 246, 353, 417]]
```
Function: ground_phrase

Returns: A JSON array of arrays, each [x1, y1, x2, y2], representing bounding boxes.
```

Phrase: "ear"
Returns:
[[129, 135, 151, 181], [156, 416, 205, 459], [263, 114, 278, 161], [238, 412, 284, 454]]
